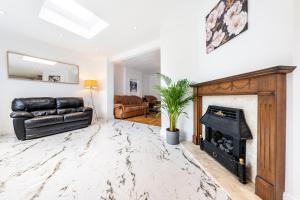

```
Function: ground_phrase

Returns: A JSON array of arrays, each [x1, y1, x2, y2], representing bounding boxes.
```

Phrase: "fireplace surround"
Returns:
[[191, 66, 296, 200]]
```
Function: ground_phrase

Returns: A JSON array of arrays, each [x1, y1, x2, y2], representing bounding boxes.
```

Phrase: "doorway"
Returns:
[[112, 49, 161, 126]]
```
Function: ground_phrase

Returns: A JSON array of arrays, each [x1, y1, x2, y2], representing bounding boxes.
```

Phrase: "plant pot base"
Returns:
[[166, 129, 180, 145]]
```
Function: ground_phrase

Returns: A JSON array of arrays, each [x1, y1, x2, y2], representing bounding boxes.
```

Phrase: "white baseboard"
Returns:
[[0, 128, 13, 135], [284, 193, 300, 200]]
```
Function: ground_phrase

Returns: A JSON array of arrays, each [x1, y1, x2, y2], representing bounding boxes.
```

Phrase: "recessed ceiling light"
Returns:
[[0, 10, 6, 15], [133, 26, 137, 30], [23, 56, 57, 66], [39, 0, 109, 39]]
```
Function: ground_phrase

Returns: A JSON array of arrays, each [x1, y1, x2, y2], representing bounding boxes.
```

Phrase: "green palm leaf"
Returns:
[[154, 74, 194, 132]]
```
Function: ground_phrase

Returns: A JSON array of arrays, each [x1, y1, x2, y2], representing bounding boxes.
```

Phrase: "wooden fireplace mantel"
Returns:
[[191, 66, 296, 200]]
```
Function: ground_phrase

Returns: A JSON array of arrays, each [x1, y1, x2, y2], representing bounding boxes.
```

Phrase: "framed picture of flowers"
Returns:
[[206, 0, 248, 54]]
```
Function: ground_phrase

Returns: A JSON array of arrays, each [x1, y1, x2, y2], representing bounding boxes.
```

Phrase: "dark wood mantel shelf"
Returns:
[[191, 66, 296, 200]]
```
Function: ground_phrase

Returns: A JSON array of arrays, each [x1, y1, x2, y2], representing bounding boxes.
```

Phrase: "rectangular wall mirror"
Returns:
[[7, 52, 79, 84]]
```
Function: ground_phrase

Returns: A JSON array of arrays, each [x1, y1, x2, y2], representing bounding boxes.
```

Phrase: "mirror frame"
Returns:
[[7, 51, 80, 85]]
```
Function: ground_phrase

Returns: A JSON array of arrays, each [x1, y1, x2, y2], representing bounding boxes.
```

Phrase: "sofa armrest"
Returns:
[[77, 107, 93, 124], [114, 104, 124, 109], [12, 118, 27, 140], [10, 112, 33, 140], [142, 102, 149, 108], [114, 104, 125, 119], [77, 107, 93, 112], [10, 111, 33, 119]]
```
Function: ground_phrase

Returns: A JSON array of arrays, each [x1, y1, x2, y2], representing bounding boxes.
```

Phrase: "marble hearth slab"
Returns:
[[181, 142, 261, 200], [0, 120, 230, 200]]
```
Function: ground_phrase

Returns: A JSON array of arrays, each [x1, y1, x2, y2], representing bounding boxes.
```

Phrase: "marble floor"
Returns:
[[0, 120, 230, 200]]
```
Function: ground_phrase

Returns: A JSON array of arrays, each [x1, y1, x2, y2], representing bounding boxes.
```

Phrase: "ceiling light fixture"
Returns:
[[23, 56, 57, 66], [133, 26, 137, 30], [0, 10, 6, 15], [38, 0, 109, 39]]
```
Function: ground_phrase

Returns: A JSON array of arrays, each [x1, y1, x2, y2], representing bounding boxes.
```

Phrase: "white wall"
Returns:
[[160, 0, 294, 141], [125, 68, 143, 97], [142, 73, 160, 99], [142, 73, 150, 97], [114, 63, 126, 95], [160, 0, 298, 199], [114, 64, 161, 98], [106, 61, 114, 119], [114, 66, 160, 98], [284, 1, 300, 199], [0, 31, 108, 134]]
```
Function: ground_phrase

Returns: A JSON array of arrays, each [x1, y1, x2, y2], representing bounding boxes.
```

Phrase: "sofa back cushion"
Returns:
[[56, 97, 84, 109], [114, 95, 142, 105], [114, 95, 123, 104], [12, 98, 56, 112], [128, 96, 143, 105]]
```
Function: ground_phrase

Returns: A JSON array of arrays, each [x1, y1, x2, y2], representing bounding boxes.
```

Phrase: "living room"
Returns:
[[113, 49, 161, 126], [0, 0, 299, 200]]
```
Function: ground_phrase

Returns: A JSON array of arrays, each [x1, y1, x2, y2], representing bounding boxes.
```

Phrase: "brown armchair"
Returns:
[[143, 95, 158, 109], [114, 95, 149, 119]]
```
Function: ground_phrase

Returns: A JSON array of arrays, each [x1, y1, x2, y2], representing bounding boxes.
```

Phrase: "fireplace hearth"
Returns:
[[200, 105, 253, 184]]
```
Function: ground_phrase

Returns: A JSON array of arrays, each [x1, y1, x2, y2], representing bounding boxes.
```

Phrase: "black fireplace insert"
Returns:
[[200, 105, 253, 184]]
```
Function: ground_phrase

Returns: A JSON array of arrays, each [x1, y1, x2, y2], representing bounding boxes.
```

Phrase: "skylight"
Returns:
[[39, 0, 109, 39]]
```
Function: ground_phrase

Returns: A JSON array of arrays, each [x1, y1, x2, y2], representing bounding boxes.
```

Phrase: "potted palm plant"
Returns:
[[155, 74, 194, 145]]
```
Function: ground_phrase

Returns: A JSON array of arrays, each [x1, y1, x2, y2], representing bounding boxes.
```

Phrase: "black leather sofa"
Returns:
[[10, 97, 93, 140]]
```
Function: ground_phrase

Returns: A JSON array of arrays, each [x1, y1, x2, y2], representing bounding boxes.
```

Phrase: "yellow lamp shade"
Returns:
[[84, 80, 98, 89]]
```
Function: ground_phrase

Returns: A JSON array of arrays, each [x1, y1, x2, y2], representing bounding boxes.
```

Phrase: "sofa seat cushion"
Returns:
[[64, 112, 89, 123], [25, 115, 63, 129], [31, 109, 57, 117], [124, 105, 145, 113], [57, 108, 77, 115]]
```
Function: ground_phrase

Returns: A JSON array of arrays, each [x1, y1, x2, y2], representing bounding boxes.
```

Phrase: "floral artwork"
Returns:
[[206, 0, 248, 54]]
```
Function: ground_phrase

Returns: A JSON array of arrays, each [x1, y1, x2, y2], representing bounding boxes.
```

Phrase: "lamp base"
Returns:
[[89, 88, 99, 123]]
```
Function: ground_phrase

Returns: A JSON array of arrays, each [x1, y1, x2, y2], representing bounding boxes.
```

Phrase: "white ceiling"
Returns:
[[121, 49, 160, 73], [0, 0, 182, 57]]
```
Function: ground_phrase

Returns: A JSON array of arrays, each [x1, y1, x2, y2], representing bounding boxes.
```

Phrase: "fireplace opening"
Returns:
[[200, 105, 252, 184], [211, 130, 234, 155]]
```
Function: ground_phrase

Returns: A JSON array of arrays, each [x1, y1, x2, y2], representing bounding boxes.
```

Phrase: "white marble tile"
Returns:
[[0, 120, 230, 200]]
